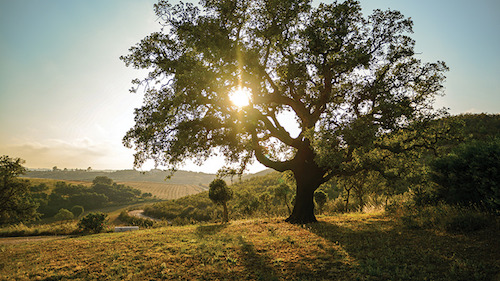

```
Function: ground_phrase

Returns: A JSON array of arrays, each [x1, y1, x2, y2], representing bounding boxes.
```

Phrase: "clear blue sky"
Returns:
[[0, 0, 499, 172]]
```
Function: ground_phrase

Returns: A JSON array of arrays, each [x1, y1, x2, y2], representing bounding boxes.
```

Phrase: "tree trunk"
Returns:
[[285, 194, 292, 215], [345, 188, 351, 212], [222, 202, 229, 223], [285, 162, 324, 224]]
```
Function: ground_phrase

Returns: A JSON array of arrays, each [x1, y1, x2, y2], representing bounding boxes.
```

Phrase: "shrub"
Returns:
[[314, 190, 328, 214], [71, 205, 84, 218], [431, 139, 500, 212], [398, 204, 493, 233], [118, 211, 155, 228], [54, 208, 74, 221], [78, 212, 108, 234], [444, 211, 491, 232]]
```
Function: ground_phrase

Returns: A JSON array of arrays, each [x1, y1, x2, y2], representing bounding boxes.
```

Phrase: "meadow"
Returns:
[[1, 212, 498, 280]]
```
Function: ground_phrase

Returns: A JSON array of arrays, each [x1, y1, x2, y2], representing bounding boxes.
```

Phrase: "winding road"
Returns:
[[128, 210, 161, 222]]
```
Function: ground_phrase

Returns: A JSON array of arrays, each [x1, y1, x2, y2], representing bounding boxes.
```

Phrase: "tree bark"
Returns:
[[285, 150, 325, 224], [345, 188, 351, 212], [222, 202, 229, 223]]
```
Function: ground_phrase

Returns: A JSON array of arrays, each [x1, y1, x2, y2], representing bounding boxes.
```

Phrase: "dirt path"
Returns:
[[0, 236, 68, 245], [128, 210, 161, 222]]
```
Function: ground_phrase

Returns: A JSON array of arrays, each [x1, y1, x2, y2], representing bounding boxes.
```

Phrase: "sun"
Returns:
[[229, 87, 251, 108]]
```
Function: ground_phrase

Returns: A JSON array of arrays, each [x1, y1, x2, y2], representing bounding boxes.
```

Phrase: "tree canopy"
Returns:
[[122, 0, 447, 223], [0, 156, 39, 225]]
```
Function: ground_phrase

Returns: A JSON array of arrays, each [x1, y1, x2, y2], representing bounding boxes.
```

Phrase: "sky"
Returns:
[[0, 0, 499, 173]]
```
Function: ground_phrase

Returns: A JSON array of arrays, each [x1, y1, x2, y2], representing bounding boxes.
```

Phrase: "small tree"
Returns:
[[54, 208, 74, 221], [71, 205, 84, 218], [274, 183, 293, 215], [78, 212, 108, 234], [314, 190, 328, 214], [92, 176, 113, 186], [209, 179, 233, 223], [0, 156, 39, 225]]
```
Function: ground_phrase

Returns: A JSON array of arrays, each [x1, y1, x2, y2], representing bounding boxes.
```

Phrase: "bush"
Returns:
[[78, 212, 108, 234], [71, 205, 84, 218], [118, 211, 155, 228], [54, 208, 74, 221], [0, 221, 78, 237], [314, 190, 328, 214], [431, 139, 500, 212], [398, 204, 493, 233]]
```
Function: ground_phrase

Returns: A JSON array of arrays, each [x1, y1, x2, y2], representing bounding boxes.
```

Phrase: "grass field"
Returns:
[[1, 213, 498, 280]]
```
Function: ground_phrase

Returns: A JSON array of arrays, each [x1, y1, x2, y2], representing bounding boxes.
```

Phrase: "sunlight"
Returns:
[[229, 87, 251, 108]]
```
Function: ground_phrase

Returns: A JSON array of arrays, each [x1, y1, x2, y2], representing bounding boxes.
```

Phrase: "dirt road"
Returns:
[[128, 210, 161, 222]]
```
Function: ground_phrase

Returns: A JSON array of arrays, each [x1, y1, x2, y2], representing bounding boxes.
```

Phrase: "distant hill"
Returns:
[[23, 168, 274, 186], [23, 169, 217, 186]]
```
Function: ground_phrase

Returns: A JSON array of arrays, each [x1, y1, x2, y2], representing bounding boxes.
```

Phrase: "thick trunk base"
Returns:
[[285, 211, 317, 224]]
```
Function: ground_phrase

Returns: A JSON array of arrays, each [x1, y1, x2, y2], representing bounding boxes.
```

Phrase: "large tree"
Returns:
[[122, 0, 447, 223]]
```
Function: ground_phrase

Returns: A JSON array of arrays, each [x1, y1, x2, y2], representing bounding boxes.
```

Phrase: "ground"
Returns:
[[0, 213, 498, 280]]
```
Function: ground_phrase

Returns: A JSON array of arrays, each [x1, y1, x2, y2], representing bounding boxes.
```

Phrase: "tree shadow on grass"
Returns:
[[195, 224, 227, 238], [237, 236, 280, 281], [305, 218, 500, 280]]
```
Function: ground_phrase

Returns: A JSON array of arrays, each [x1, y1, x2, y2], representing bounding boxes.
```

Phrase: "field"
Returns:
[[118, 181, 206, 200], [1, 213, 498, 280], [25, 178, 206, 200]]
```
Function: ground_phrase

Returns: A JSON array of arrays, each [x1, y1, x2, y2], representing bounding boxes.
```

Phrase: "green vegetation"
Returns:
[[209, 179, 234, 223], [0, 113, 499, 280], [0, 156, 39, 225], [121, 0, 448, 224], [34, 177, 146, 219], [1, 213, 498, 280], [54, 208, 74, 221], [431, 139, 500, 212], [77, 212, 109, 234]]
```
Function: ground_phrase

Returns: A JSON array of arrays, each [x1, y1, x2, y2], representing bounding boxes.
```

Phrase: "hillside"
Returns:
[[1, 213, 498, 280], [23, 168, 275, 186], [23, 169, 218, 186]]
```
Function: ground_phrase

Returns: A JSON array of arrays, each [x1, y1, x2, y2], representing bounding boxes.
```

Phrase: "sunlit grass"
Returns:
[[1, 213, 498, 280]]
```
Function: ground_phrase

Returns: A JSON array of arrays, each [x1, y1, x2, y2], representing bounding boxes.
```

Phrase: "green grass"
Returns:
[[1, 213, 498, 280]]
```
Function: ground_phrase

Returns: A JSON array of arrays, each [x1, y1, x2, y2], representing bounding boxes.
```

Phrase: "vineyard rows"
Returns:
[[118, 181, 207, 200]]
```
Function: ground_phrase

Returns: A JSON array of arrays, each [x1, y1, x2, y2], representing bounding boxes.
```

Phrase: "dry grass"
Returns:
[[118, 181, 206, 200], [1, 213, 498, 280]]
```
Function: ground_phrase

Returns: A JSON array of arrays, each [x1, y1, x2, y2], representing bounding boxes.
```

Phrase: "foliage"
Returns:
[[118, 211, 155, 228], [121, 0, 448, 223], [430, 139, 500, 211], [70, 205, 84, 218], [0, 221, 78, 237], [209, 179, 233, 222], [37, 177, 144, 217], [314, 190, 327, 214], [54, 208, 74, 221], [77, 212, 108, 234], [144, 171, 287, 222], [399, 204, 493, 233], [92, 176, 113, 186], [0, 156, 40, 225]]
